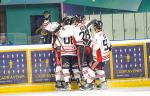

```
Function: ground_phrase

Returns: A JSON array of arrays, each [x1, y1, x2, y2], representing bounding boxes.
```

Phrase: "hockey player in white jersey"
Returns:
[[54, 45, 65, 91], [55, 17, 81, 91], [44, 18, 64, 90], [85, 20, 112, 90]]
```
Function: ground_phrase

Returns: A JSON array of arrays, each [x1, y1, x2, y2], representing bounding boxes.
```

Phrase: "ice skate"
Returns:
[[97, 81, 108, 90], [56, 81, 64, 91], [63, 82, 71, 91], [79, 80, 87, 91], [79, 84, 85, 91], [80, 83, 94, 90]]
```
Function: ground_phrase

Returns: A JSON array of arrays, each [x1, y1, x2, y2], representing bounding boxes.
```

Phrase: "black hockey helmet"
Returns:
[[70, 16, 77, 25], [62, 16, 71, 25], [94, 20, 103, 29], [75, 14, 85, 23]]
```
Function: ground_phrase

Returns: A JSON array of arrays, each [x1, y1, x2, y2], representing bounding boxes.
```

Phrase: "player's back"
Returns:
[[58, 25, 77, 56], [73, 23, 91, 46], [95, 31, 110, 62]]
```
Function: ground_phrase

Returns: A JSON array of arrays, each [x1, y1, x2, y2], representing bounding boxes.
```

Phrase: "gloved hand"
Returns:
[[109, 44, 112, 51], [83, 38, 91, 46]]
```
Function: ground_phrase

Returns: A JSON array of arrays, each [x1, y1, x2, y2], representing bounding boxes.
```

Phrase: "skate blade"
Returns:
[[60, 88, 71, 91]]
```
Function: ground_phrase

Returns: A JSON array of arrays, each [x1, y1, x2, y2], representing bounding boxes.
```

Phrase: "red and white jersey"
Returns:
[[91, 31, 111, 62], [56, 25, 77, 56], [44, 22, 59, 32], [59, 21, 92, 46]]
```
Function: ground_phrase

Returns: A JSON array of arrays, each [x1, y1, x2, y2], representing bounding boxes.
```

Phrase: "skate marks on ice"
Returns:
[[0, 87, 150, 96]]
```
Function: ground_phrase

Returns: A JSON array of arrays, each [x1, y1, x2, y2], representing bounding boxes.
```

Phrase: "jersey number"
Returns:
[[79, 30, 91, 40], [64, 37, 73, 44], [103, 39, 109, 51]]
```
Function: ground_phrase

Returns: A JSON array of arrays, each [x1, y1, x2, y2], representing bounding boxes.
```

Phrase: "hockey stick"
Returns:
[[86, 19, 97, 29], [56, 36, 65, 51], [53, 25, 65, 51]]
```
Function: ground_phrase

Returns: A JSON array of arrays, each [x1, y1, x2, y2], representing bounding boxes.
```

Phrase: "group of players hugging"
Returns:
[[42, 12, 112, 91]]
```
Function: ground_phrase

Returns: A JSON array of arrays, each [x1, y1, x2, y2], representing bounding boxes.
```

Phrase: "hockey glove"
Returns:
[[83, 39, 91, 46], [108, 44, 112, 51]]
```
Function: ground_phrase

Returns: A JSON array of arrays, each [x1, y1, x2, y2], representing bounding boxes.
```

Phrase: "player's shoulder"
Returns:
[[99, 31, 106, 36], [94, 31, 104, 38], [84, 20, 90, 25]]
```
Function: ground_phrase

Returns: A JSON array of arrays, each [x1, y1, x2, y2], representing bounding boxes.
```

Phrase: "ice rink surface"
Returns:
[[1, 87, 150, 96]]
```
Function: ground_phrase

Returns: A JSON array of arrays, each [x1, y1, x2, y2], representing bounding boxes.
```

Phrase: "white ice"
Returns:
[[0, 87, 150, 96]]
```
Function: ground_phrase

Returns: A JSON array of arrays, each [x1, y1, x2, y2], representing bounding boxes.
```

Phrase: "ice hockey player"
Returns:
[[43, 17, 63, 90], [55, 16, 81, 91], [69, 16, 84, 88], [86, 20, 112, 90], [54, 45, 65, 91]]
